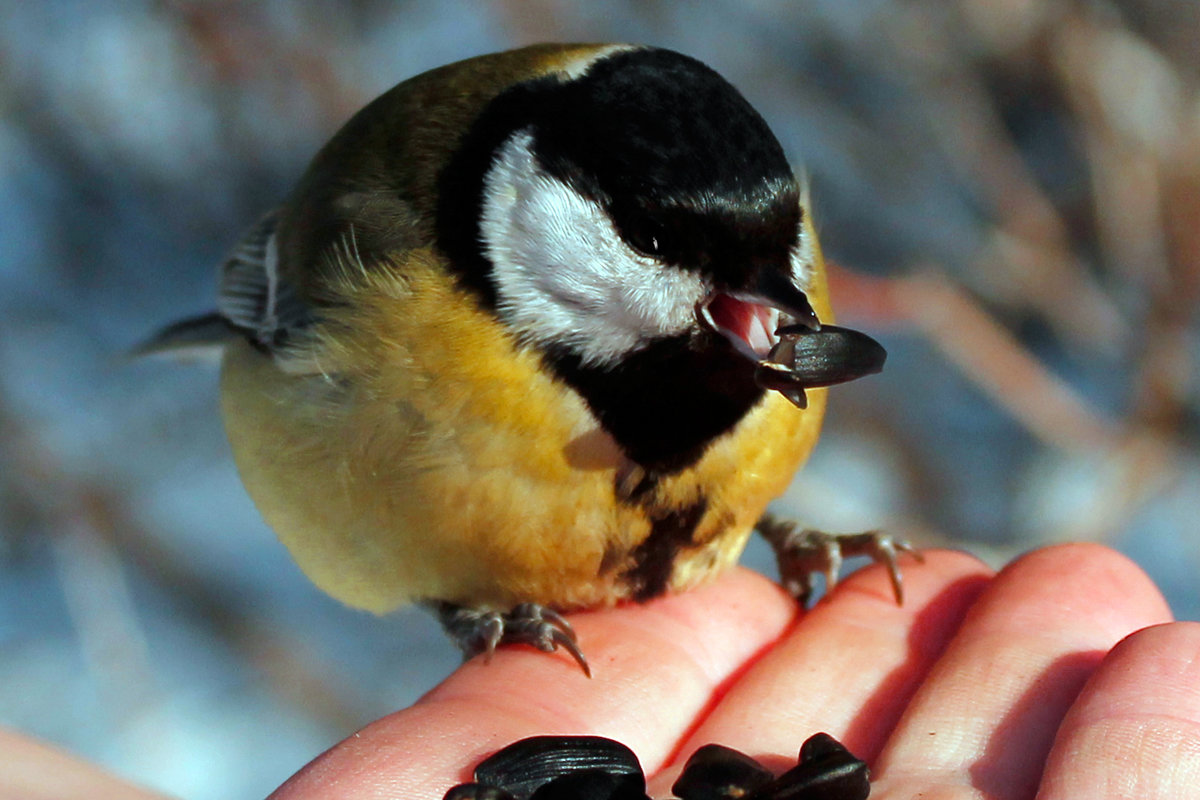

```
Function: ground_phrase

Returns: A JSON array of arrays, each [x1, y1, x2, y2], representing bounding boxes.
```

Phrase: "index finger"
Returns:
[[268, 567, 799, 800]]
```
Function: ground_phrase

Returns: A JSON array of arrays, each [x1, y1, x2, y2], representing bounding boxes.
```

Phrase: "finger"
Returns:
[[1037, 621, 1200, 800], [647, 549, 992, 796], [269, 568, 798, 800], [0, 727, 170, 800], [873, 543, 1173, 800]]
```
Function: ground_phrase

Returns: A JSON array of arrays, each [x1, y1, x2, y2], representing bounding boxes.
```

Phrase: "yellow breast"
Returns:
[[220, 247, 827, 614]]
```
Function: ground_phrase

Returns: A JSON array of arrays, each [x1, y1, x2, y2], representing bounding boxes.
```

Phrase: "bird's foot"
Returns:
[[435, 602, 591, 677], [756, 513, 922, 607]]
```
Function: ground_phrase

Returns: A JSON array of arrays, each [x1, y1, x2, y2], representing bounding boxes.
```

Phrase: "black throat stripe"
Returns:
[[547, 334, 765, 474]]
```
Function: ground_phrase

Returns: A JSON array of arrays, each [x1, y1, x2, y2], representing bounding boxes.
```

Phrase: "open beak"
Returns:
[[695, 272, 820, 362], [696, 273, 885, 409]]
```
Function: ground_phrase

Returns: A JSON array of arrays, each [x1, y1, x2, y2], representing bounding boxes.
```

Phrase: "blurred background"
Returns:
[[2, 1, 1198, 796]]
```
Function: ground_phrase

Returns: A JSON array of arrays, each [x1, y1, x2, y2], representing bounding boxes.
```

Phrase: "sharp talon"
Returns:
[[900, 541, 925, 563], [884, 554, 905, 606], [539, 607, 573, 635], [435, 602, 591, 676], [541, 612, 590, 677], [553, 629, 592, 678], [866, 531, 919, 605], [482, 616, 504, 663]]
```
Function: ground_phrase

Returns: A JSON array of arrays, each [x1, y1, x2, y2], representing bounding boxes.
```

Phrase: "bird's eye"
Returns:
[[625, 220, 666, 258]]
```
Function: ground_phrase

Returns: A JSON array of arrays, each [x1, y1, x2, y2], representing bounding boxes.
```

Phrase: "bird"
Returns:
[[144, 43, 909, 676]]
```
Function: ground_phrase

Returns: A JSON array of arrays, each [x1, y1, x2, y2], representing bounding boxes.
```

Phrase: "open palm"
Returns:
[[269, 544, 1198, 800]]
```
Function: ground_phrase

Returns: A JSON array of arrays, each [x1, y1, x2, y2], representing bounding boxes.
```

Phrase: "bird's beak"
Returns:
[[695, 271, 820, 362], [752, 269, 821, 331], [696, 272, 885, 410]]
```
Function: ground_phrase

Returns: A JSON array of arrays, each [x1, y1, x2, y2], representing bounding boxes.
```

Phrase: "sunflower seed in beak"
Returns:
[[755, 324, 887, 408]]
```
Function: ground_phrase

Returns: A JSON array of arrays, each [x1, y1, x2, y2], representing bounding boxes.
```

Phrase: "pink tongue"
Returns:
[[708, 294, 776, 357]]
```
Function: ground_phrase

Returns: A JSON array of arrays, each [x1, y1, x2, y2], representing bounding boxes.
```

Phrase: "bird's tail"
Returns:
[[130, 313, 235, 361]]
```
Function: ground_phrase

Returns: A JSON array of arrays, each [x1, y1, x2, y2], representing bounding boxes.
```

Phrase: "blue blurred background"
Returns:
[[2, 2, 1198, 797]]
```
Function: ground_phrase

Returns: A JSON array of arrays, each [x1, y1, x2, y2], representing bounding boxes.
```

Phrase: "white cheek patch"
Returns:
[[480, 130, 706, 367]]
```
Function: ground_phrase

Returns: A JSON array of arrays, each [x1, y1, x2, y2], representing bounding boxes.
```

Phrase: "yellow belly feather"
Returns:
[[220, 248, 827, 613]]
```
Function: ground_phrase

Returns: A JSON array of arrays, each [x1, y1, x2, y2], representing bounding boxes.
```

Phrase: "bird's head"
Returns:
[[436, 46, 876, 470]]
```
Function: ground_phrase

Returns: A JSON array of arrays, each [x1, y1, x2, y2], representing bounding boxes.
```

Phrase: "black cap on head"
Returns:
[[532, 48, 801, 283], [437, 47, 801, 305]]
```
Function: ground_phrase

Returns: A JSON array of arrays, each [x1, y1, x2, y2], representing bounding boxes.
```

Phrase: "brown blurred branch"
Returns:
[[0, 391, 369, 737]]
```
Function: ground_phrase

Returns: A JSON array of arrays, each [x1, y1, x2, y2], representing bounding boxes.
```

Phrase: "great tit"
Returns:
[[146, 43, 906, 675]]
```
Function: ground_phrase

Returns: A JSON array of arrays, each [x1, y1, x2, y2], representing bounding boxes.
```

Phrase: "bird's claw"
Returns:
[[436, 602, 591, 677], [757, 514, 921, 606]]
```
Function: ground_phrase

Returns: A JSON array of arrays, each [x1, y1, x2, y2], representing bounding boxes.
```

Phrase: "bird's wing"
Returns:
[[217, 209, 313, 350], [135, 210, 314, 359]]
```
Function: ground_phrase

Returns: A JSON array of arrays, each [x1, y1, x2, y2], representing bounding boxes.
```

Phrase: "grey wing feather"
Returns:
[[136, 210, 313, 359], [217, 210, 312, 350]]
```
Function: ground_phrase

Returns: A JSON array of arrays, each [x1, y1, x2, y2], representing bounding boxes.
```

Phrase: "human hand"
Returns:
[[268, 543, 1200, 799]]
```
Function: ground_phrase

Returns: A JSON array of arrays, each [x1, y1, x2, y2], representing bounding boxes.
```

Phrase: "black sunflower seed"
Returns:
[[473, 736, 644, 799]]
